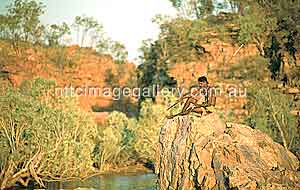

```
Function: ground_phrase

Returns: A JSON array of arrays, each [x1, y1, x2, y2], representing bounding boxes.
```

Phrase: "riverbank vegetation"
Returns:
[[0, 78, 174, 189], [0, 79, 98, 188]]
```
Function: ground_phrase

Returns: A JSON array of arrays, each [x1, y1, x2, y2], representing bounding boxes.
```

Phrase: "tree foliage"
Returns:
[[72, 15, 102, 47], [133, 99, 167, 161], [245, 82, 299, 150], [169, 0, 214, 19], [224, 0, 300, 84], [0, 0, 45, 54], [0, 78, 97, 189], [155, 16, 207, 64], [97, 37, 128, 64], [256, 0, 300, 83], [45, 22, 71, 46], [137, 39, 177, 104], [92, 111, 135, 170], [227, 56, 270, 80], [237, 5, 276, 56]]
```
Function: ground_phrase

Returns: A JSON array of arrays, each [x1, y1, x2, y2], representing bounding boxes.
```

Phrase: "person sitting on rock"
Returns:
[[167, 76, 216, 119]]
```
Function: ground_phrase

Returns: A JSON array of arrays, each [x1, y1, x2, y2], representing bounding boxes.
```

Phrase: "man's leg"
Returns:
[[167, 97, 196, 119], [181, 97, 196, 112], [191, 107, 204, 115], [166, 107, 193, 119], [192, 106, 214, 117]]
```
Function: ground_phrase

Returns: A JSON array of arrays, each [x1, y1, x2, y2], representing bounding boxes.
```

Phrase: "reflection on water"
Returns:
[[46, 173, 156, 190]]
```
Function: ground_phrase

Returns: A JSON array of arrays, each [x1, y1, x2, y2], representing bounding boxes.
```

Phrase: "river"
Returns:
[[45, 173, 157, 190]]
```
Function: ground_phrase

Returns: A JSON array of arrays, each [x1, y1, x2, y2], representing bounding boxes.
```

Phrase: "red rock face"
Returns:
[[4, 46, 137, 115], [168, 40, 258, 122], [156, 114, 300, 190], [169, 40, 258, 82]]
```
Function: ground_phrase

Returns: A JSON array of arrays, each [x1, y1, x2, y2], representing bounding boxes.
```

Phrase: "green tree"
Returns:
[[227, 0, 247, 15], [0, 78, 97, 189], [265, 35, 283, 80], [0, 0, 45, 55], [89, 25, 105, 47], [169, 0, 214, 19], [97, 37, 128, 64], [132, 93, 179, 162], [238, 5, 277, 56], [0, 15, 7, 39], [137, 40, 174, 105], [245, 82, 299, 150], [255, 0, 300, 82], [199, 0, 214, 17], [92, 111, 136, 170], [45, 22, 70, 46], [72, 15, 102, 47], [155, 17, 207, 64], [227, 56, 269, 80], [133, 99, 167, 161], [110, 41, 128, 64]]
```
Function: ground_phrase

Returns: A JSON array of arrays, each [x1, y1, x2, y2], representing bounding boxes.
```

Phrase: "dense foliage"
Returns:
[[245, 82, 299, 150], [0, 78, 97, 189], [0, 77, 181, 189]]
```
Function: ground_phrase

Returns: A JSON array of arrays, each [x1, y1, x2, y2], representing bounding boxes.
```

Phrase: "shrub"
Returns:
[[289, 65, 300, 87], [133, 98, 169, 162], [92, 92, 179, 165], [226, 56, 270, 80], [48, 46, 78, 71], [92, 111, 135, 170], [245, 82, 299, 150], [0, 78, 97, 189]]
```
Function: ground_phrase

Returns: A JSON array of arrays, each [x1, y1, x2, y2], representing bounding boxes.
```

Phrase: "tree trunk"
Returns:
[[238, 2, 245, 16], [254, 38, 265, 57], [81, 30, 87, 47], [268, 90, 288, 150]]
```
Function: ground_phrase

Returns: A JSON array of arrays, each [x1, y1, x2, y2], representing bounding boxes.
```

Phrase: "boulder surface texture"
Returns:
[[155, 113, 300, 190]]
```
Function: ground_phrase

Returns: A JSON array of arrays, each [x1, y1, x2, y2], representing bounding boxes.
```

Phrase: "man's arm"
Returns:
[[208, 91, 216, 106], [196, 88, 216, 107], [179, 89, 196, 99]]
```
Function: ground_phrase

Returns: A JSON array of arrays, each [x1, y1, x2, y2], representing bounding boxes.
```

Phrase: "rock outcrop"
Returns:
[[155, 113, 300, 190]]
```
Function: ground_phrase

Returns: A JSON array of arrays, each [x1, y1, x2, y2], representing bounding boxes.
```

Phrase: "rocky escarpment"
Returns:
[[155, 113, 300, 190]]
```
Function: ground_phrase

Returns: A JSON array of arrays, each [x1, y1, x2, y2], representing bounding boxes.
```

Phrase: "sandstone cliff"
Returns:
[[155, 114, 300, 190]]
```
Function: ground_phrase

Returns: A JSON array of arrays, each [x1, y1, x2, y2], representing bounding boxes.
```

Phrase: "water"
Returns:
[[46, 173, 157, 190]]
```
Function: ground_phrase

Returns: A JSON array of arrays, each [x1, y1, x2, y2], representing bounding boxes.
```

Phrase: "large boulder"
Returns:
[[155, 113, 300, 190]]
